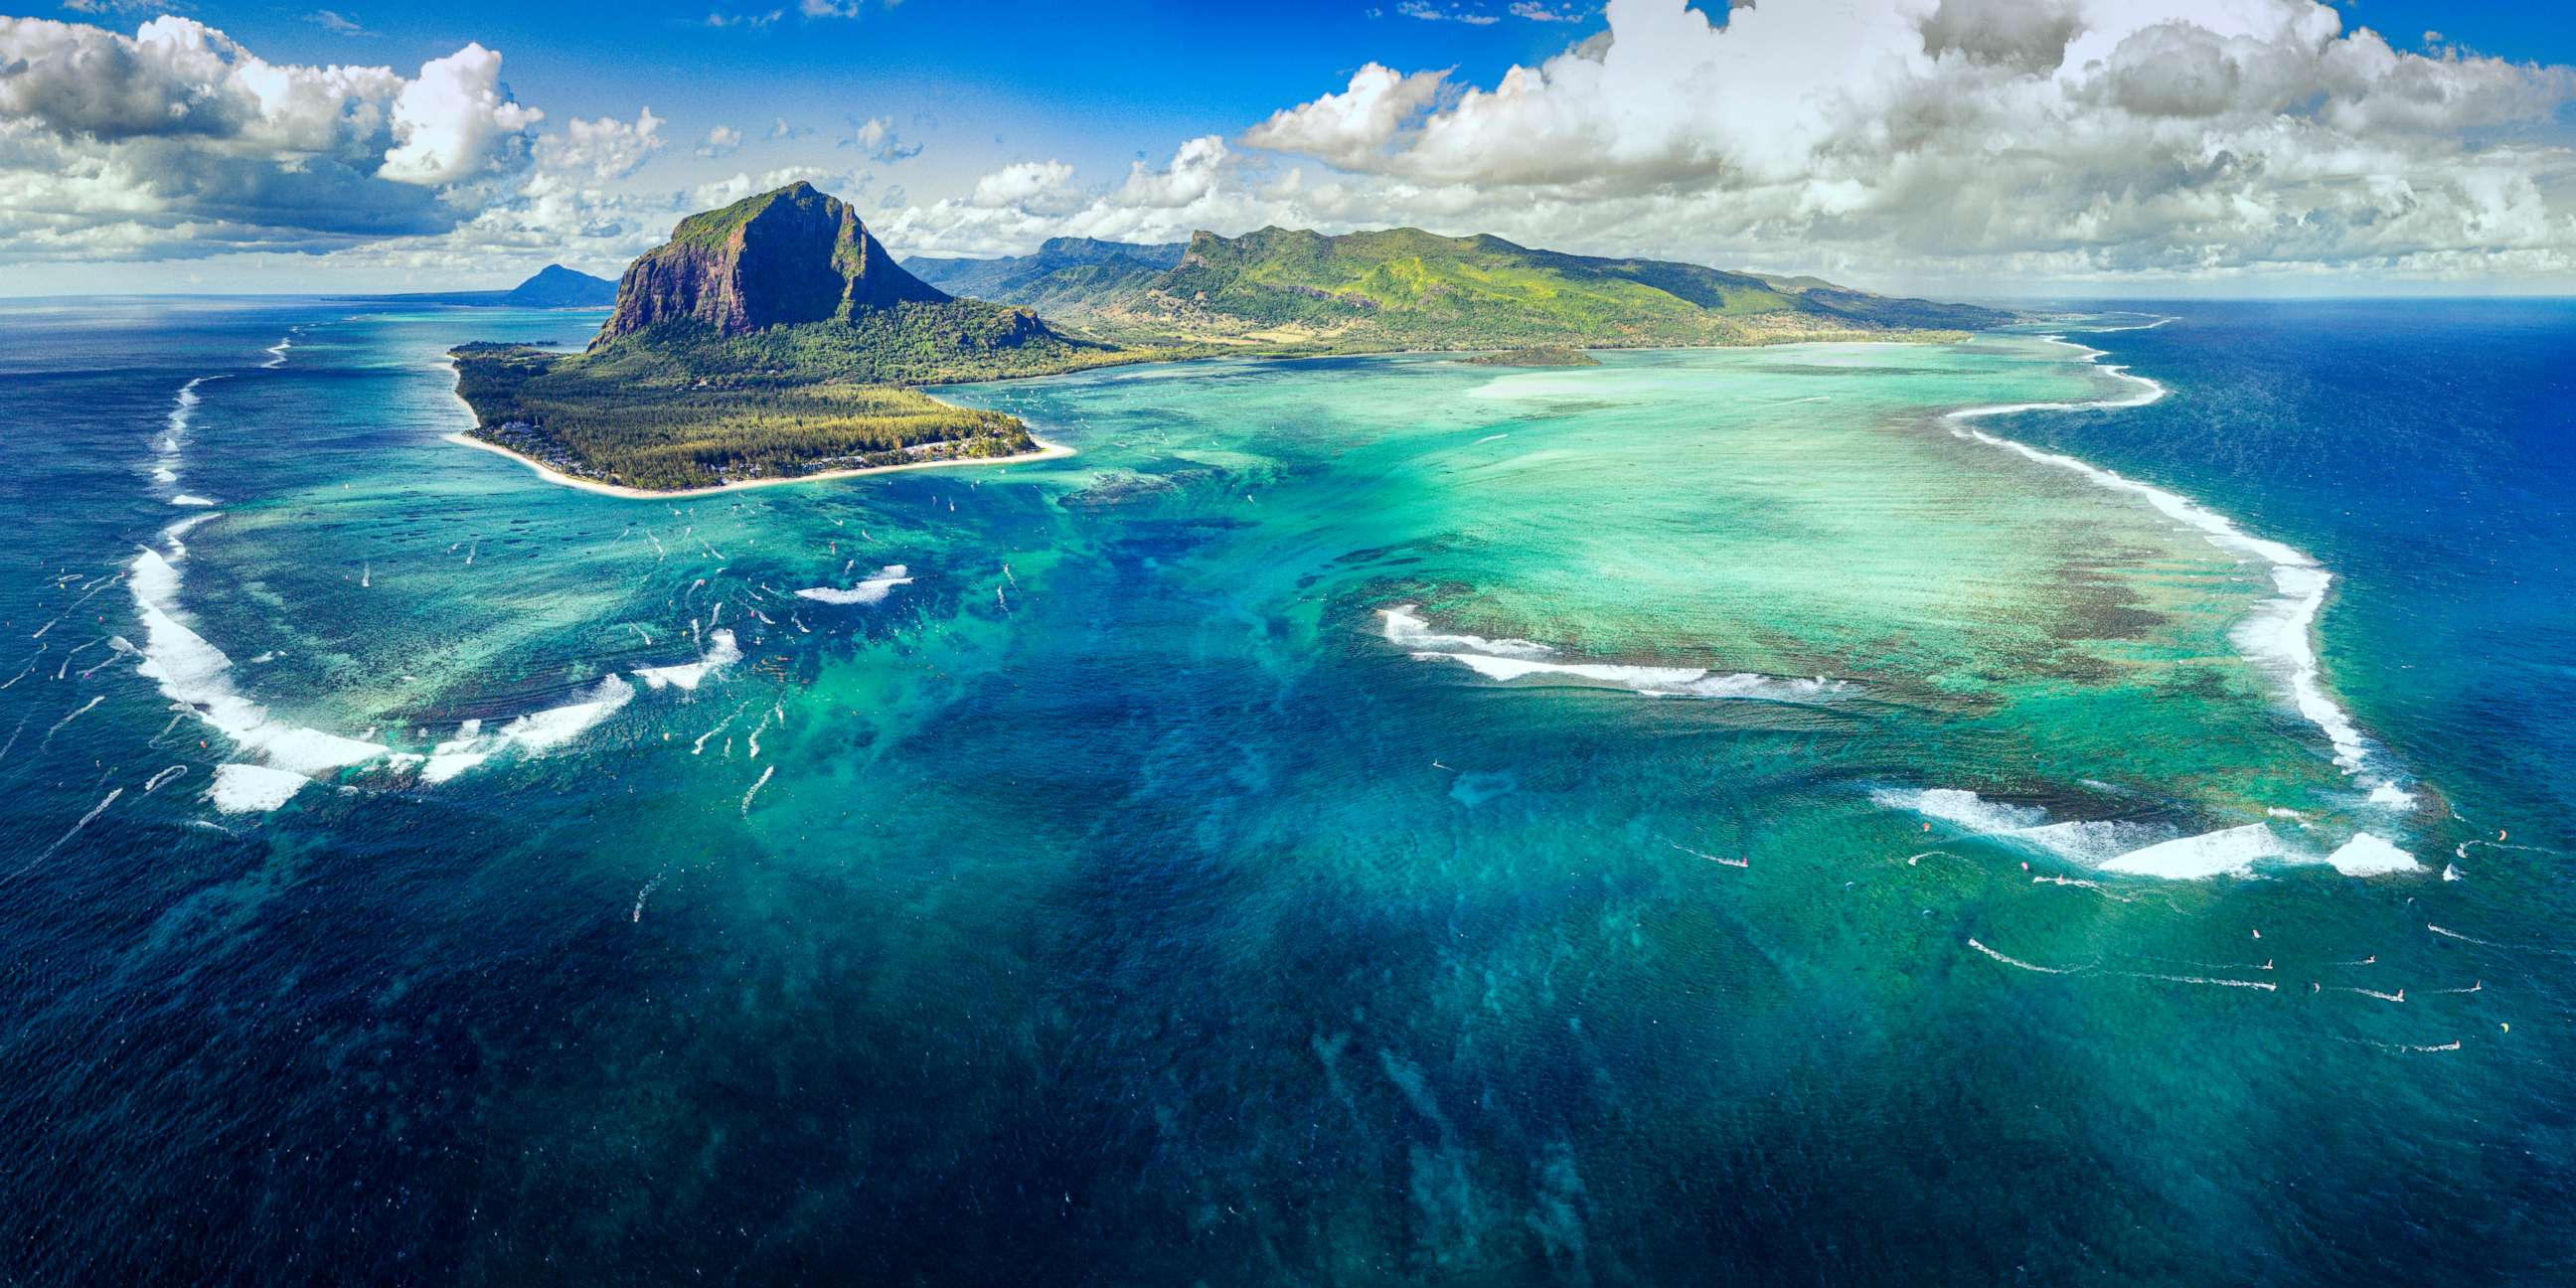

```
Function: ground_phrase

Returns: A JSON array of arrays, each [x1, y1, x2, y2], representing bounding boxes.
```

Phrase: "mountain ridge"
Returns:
[[904, 225, 2011, 346]]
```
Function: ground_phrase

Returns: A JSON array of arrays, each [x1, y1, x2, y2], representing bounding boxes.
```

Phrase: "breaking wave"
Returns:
[[795, 564, 912, 605], [1946, 338, 2414, 810], [416, 676, 637, 784], [130, 523, 388, 783], [1381, 606, 1843, 702], [1875, 786, 2416, 881], [634, 629, 741, 691]]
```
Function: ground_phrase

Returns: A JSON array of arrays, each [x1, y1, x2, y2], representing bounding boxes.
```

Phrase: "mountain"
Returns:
[[569, 182, 1120, 383], [904, 238, 1187, 315], [597, 182, 950, 343], [503, 264, 616, 307], [367, 263, 617, 308], [451, 183, 1150, 491], [920, 226, 2011, 347]]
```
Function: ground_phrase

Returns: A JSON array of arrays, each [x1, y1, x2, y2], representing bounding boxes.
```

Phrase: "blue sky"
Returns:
[[171, 0, 2572, 186], [5, 0, 2575, 295], [199, 0, 1623, 204]]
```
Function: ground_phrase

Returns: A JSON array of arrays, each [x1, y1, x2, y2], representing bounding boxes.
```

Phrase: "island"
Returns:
[[454, 181, 2012, 494], [381, 263, 619, 308]]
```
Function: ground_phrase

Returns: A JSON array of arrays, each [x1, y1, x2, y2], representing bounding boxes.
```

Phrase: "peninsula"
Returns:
[[449, 183, 1152, 491], [454, 181, 2012, 493]]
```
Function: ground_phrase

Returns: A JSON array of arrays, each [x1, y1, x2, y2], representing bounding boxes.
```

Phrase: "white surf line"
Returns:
[[26, 787, 122, 870], [262, 334, 294, 369], [128, 375, 392, 799], [1947, 337, 2417, 825], [2065, 315, 2177, 334], [1382, 605, 1848, 703], [740, 764, 775, 817], [153, 376, 217, 493], [1966, 937, 2088, 975]]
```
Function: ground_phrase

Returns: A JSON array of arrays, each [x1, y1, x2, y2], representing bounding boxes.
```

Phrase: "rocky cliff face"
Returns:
[[595, 182, 948, 346]]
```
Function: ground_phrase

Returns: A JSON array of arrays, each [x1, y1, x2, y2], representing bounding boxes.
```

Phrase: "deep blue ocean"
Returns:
[[0, 296, 2568, 1284]]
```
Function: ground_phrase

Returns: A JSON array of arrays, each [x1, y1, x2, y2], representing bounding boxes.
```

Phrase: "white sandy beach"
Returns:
[[442, 430, 1073, 499]]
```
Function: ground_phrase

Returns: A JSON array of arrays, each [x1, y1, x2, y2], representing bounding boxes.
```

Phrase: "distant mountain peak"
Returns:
[[503, 263, 615, 307], [597, 184, 948, 345]]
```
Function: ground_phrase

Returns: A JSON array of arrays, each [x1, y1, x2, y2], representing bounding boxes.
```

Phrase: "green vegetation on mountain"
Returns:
[[452, 184, 1168, 491], [920, 226, 2012, 349], [451, 340, 1035, 491], [905, 237, 1186, 316]]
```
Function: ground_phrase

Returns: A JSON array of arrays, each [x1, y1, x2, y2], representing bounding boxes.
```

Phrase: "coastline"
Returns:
[[441, 350, 1073, 499], [442, 429, 1074, 500]]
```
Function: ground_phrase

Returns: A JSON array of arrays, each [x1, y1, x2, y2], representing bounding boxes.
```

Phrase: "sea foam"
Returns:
[[2098, 824, 2287, 880], [634, 629, 741, 691], [795, 564, 913, 605], [1379, 605, 1551, 658], [2322, 832, 2419, 877], [209, 763, 309, 813], [1948, 338, 2412, 806], [129, 531, 387, 777], [417, 676, 635, 783], [1871, 786, 2158, 866], [1383, 606, 1841, 702]]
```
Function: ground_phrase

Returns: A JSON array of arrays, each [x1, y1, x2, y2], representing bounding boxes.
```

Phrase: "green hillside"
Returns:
[[905, 237, 1185, 316], [913, 226, 2012, 348], [452, 184, 1187, 491]]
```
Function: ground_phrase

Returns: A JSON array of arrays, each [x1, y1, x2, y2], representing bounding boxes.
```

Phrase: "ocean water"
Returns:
[[0, 297, 2568, 1283]]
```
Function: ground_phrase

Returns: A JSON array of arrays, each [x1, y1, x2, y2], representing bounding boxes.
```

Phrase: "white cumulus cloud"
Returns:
[[537, 106, 665, 180], [697, 124, 743, 158], [1231, 0, 2576, 285]]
